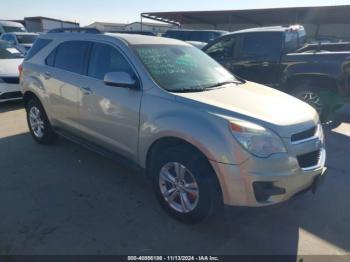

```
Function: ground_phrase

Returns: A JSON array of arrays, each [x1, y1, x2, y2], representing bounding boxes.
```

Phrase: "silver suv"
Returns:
[[21, 31, 327, 223]]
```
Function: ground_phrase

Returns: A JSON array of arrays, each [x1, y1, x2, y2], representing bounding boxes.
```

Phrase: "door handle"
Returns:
[[80, 87, 93, 95], [43, 72, 51, 80]]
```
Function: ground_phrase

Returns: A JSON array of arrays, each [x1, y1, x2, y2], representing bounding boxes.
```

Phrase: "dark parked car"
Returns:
[[203, 25, 350, 119], [163, 30, 228, 44]]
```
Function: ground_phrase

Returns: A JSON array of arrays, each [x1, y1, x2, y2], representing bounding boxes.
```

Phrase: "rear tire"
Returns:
[[26, 98, 57, 144], [150, 145, 223, 224]]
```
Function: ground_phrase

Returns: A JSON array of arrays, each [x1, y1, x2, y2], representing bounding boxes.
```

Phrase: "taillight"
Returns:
[[18, 64, 23, 79]]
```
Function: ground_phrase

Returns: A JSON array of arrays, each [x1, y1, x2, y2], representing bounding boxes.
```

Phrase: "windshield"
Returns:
[[134, 44, 237, 92], [17, 34, 37, 44], [3, 26, 26, 33], [0, 43, 24, 59]]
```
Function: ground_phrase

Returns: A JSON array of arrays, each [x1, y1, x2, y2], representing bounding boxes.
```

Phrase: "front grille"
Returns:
[[297, 150, 321, 169], [0, 91, 22, 100], [1, 77, 20, 84], [291, 126, 317, 143]]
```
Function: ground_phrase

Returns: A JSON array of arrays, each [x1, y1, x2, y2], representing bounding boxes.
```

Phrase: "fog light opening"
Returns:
[[253, 182, 286, 203]]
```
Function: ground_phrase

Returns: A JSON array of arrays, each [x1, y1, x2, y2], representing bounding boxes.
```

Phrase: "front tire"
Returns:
[[150, 145, 223, 224], [291, 86, 334, 121], [26, 98, 57, 144]]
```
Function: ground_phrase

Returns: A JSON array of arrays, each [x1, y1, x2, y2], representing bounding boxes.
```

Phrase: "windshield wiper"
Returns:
[[170, 80, 242, 93], [203, 80, 242, 90], [170, 88, 207, 93]]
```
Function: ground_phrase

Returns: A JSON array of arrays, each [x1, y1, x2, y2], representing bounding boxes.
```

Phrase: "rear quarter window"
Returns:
[[25, 39, 52, 61]]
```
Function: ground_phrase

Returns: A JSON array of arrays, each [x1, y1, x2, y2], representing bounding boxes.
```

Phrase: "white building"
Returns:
[[24, 17, 79, 32], [88, 22, 126, 32]]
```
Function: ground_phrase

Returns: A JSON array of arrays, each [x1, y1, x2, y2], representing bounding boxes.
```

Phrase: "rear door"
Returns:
[[44, 40, 91, 133], [78, 42, 142, 161]]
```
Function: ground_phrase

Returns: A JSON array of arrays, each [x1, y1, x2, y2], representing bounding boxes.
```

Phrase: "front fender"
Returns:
[[138, 93, 249, 168]]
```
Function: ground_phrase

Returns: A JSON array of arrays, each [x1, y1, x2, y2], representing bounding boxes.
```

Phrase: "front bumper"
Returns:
[[210, 148, 326, 207], [0, 83, 22, 102]]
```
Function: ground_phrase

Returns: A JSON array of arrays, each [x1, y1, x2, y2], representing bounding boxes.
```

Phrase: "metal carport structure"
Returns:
[[141, 5, 350, 39]]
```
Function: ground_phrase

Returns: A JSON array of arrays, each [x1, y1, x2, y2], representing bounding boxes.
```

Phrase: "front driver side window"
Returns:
[[205, 37, 236, 59], [88, 43, 135, 80]]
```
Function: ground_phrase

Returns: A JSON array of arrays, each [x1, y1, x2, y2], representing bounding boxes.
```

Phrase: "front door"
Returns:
[[78, 42, 142, 161]]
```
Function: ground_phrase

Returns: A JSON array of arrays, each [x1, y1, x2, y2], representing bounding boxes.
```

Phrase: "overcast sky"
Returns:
[[2, 0, 350, 26]]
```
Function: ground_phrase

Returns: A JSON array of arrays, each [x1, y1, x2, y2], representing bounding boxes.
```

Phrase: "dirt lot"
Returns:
[[0, 101, 349, 256]]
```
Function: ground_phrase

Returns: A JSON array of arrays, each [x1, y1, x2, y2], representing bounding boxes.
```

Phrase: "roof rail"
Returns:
[[47, 27, 101, 34]]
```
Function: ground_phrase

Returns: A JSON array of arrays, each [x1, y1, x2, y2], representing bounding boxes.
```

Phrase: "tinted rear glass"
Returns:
[[25, 38, 52, 61], [54, 41, 90, 74], [0, 42, 24, 59], [189, 32, 220, 42], [164, 31, 191, 41], [17, 34, 38, 44], [3, 26, 26, 33]]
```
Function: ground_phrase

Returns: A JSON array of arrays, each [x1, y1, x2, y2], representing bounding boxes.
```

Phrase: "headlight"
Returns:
[[229, 119, 286, 158]]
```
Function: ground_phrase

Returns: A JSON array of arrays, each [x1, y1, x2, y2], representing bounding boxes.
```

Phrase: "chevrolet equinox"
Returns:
[[20, 30, 327, 223]]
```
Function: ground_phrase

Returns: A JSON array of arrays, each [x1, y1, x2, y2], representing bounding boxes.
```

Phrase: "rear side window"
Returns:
[[25, 39, 52, 61], [88, 43, 135, 80], [53, 41, 90, 74]]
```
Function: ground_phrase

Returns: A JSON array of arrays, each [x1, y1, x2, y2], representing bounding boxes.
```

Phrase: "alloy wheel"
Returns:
[[29, 106, 45, 138], [159, 162, 200, 213]]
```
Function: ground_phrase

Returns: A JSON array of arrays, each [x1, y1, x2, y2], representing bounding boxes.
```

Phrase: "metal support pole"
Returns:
[[141, 15, 143, 32]]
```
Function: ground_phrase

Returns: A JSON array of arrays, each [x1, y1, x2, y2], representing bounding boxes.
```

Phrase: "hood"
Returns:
[[0, 58, 23, 77], [174, 82, 319, 137]]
